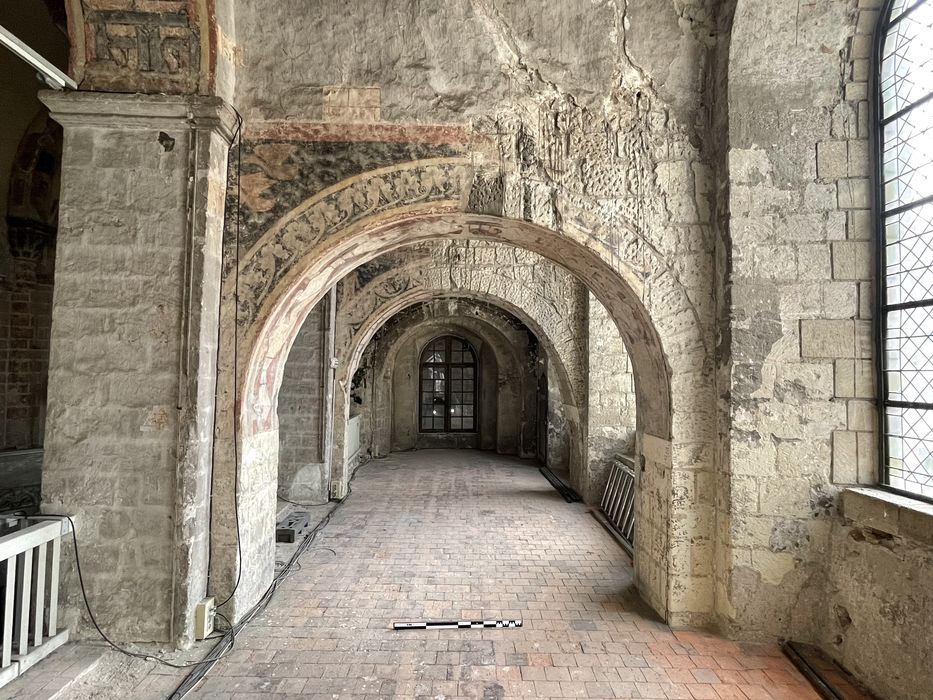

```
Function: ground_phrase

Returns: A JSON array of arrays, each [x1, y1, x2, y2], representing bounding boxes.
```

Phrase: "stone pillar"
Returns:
[[277, 300, 329, 504], [322, 288, 338, 497], [585, 292, 637, 502], [39, 91, 236, 645]]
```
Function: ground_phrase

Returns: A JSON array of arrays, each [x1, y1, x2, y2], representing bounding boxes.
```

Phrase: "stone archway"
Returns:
[[359, 312, 520, 457], [332, 289, 584, 497], [211, 158, 714, 629]]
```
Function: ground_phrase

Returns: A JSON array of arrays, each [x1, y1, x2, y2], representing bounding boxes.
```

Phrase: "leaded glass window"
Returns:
[[419, 337, 477, 433], [877, 0, 933, 499]]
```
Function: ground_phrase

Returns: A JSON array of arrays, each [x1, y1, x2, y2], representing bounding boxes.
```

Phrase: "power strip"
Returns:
[[195, 597, 216, 640]]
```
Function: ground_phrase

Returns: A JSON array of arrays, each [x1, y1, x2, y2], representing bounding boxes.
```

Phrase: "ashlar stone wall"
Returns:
[[330, 240, 591, 488], [40, 92, 235, 645], [586, 292, 638, 503], [35, 4, 933, 695], [728, 1, 932, 697], [276, 300, 328, 504]]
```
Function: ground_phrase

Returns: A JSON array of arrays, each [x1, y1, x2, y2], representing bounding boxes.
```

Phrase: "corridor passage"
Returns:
[[190, 451, 818, 699]]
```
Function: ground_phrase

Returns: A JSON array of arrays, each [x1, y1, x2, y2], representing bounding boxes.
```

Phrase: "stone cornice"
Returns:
[[39, 90, 239, 143]]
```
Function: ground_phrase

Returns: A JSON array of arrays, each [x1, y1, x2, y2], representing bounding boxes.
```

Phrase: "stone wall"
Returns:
[[727, 1, 932, 697], [40, 92, 234, 645], [726, 0, 861, 639], [545, 360, 570, 473], [330, 240, 588, 489], [821, 490, 933, 700], [276, 301, 327, 503], [27, 5, 933, 696], [219, 0, 721, 619], [635, 433, 672, 620], [0, 3, 68, 457], [585, 292, 637, 502], [358, 300, 539, 460]]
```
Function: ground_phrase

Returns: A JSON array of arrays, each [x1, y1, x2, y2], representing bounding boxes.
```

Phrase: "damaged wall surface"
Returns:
[[214, 0, 718, 628], [727, 1, 932, 697], [24, 2, 933, 698]]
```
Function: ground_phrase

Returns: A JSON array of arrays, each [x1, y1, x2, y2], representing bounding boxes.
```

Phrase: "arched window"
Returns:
[[875, 0, 933, 499], [419, 336, 477, 433]]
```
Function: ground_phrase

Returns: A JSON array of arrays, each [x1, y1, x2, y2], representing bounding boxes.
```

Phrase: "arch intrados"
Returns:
[[336, 247, 589, 363], [382, 319, 510, 386], [418, 334, 477, 361], [340, 289, 578, 419], [244, 212, 671, 441]]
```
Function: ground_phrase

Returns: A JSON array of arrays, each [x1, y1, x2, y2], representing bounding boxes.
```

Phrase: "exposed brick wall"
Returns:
[[2, 252, 54, 449], [2, 109, 62, 450]]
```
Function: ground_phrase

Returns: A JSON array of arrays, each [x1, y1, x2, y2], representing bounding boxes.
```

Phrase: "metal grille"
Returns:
[[600, 457, 635, 547], [876, 0, 933, 500]]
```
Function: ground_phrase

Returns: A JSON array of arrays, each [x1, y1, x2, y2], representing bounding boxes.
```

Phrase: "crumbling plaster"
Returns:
[[726, 0, 868, 636], [211, 0, 719, 624], [727, 1, 933, 697], [36, 4, 933, 696]]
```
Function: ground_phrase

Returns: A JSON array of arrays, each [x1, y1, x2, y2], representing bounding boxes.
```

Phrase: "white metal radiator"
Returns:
[[0, 517, 71, 689], [600, 457, 636, 548]]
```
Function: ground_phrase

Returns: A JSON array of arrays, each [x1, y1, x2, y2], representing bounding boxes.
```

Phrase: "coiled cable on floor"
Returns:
[[42, 514, 237, 670], [167, 480, 353, 699]]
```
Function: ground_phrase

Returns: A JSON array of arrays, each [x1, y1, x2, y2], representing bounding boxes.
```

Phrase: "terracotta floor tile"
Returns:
[[4, 451, 827, 700]]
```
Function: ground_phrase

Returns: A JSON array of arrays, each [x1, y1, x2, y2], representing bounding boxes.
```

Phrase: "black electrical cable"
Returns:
[[43, 514, 236, 670], [215, 106, 245, 610], [168, 482, 352, 699], [206, 108, 244, 596], [276, 495, 325, 507]]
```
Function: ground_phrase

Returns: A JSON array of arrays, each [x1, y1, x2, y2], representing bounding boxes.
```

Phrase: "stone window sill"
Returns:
[[841, 487, 933, 546]]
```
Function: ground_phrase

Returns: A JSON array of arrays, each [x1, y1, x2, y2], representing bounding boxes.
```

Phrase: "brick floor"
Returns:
[[189, 450, 819, 699]]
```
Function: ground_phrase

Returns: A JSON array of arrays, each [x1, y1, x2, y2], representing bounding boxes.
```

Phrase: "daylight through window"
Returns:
[[877, 0, 933, 499], [419, 336, 477, 433]]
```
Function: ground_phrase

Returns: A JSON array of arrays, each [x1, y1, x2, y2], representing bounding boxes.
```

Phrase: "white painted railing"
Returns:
[[345, 413, 362, 464], [0, 516, 71, 689], [601, 456, 636, 550]]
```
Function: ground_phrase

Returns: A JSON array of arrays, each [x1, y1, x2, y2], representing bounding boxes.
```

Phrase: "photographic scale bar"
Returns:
[[393, 619, 523, 630]]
